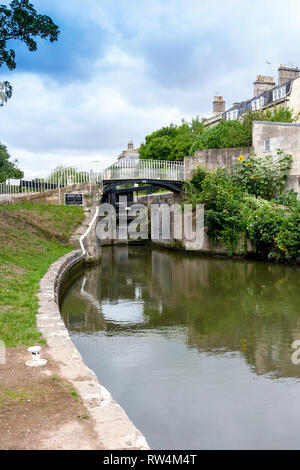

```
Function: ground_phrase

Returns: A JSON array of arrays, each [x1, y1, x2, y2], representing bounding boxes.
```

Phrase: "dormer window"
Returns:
[[272, 85, 286, 101], [252, 96, 265, 110], [227, 109, 238, 120]]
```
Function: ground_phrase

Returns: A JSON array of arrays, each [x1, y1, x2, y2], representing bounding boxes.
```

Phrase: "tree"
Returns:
[[139, 118, 205, 161], [0, 143, 24, 182], [0, 80, 12, 106], [190, 106, 299, 154], [0, 0, 59, 103]]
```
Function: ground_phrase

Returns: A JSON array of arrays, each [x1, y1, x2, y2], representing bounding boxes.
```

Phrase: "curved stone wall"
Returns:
[[37, 250, 149, 450]]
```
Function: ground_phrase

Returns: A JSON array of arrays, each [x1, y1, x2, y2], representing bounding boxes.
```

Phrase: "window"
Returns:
[[251, 96, 265, 111], [264, 139, 271, 151], [227, 109, 238, 120], [272, 85, 286, 101]]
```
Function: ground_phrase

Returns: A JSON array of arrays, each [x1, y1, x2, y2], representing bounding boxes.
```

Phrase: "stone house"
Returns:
[[205, 64, 300, 128], [117, 141, 140, 162]]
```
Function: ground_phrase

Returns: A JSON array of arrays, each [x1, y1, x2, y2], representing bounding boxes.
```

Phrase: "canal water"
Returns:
[[61, 246, 300, 450]]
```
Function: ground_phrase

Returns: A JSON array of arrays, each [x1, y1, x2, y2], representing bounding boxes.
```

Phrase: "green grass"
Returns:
[[0, 387, 49, 408], [0, 203, 84, 347], [50, 375, 79, 401]]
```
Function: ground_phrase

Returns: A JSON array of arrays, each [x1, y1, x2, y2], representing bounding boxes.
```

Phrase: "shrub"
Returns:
[[190, 120, 248, 154], [248, 203, 286, 258], [190, 107, 299, 154], [186, 163, 300, 261], [275, 205, 300, 259], [231, 150, 293, 200], [188, 166, 250, 252]]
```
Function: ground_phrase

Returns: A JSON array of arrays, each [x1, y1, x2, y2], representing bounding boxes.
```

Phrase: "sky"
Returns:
[[1, 0, 300, 177]]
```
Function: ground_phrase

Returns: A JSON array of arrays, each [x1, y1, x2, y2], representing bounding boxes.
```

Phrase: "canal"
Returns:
[[60, 246, 300, 450]]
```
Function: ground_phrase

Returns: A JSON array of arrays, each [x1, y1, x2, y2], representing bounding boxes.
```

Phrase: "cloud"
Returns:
[[1, 0, 300, 176]]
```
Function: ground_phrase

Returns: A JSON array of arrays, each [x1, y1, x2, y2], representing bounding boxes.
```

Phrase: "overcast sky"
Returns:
[[1, 0, 300, 177]]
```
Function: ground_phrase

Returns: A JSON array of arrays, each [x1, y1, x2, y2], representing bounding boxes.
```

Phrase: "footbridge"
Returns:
[[101, 160, 184, 205]]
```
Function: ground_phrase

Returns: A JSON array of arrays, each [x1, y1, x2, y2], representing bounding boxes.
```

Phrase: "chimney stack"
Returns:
[[253, 75, 275, 97], [278, 64, 300, 86], [213, 96, 225, 115], [127, 141, 134, 151]]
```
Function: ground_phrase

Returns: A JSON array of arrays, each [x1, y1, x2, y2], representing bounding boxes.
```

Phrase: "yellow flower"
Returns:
[[238, 155, 244, 162], [247, 161, 252, 165], [250, 175, 253, 179]]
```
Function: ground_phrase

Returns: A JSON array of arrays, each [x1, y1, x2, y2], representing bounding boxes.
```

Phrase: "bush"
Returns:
[[190, 107, 299, 154], [231, 150, 293, 200], [273, 189, 298, 207], [188, 166, 250, 252], [186, 163, 300, 260], [248, 204, 286, 258], [190, 120, 248, 154], [275, 205, 300, 259]]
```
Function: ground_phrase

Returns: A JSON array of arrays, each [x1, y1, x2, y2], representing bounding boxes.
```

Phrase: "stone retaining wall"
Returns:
[[184, 147, 253, 179], [1, 182, 102, 207], [37, 251, 149, 450]]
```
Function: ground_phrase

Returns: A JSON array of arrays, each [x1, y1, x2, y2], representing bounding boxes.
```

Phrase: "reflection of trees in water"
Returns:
[[61, 246, 300, 379], [148, 250, 300, 378]]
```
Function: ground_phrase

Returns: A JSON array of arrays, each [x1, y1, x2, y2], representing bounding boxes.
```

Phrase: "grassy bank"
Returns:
[[0, 203, 84, 347]]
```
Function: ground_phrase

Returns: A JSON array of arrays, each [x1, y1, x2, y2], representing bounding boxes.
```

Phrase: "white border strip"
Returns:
[[79, 206, 99, 256]]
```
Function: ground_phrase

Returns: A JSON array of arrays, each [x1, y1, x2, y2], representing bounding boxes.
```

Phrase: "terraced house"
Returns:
[[205, 64, 300, 127], [197, 65, 300, 198]]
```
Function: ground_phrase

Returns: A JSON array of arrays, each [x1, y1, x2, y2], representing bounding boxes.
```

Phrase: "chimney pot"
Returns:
[[278, 64, 300, 86], [213, 96, 225, 115], [253, 75, 275, 97]]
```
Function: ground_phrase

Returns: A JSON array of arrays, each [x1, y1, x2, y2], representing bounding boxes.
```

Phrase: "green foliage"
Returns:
[[190, 120, 249, 153], [0, 142, 23, 182], [190, 107, 298, 154], [186, 160, 300, 261], [139, 118, 205, 161], [48, 165, 87, 185], [188, 167, 250, 251], [0, 0, 59, 103], [0, 0, 59, 70], [231, 150, 293, 200], [274, 205, 300, 259], [273, 189, 298, 207], [0, 80, 13, 106], [248, 204, 286, 258]]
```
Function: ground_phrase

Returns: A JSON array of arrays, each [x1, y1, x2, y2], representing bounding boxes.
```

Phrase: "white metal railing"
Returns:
[[0, 165, 103, 201], [103, 159, 184, 181], [0, 159, 184, 201]]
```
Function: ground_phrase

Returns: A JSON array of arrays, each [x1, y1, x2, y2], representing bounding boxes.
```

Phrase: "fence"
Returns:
[[0, 159, 185, 201], [103, 159, 185, 181], [0, 166, 103, 201]]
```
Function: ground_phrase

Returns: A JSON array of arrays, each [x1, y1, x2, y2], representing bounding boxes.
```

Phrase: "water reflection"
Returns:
[[62, 246, 300, 379], [61, 246, 300, 449]]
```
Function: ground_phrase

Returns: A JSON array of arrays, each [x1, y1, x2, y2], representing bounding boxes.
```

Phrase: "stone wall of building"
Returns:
[[252, 121, 300, 196], [184, 147, 253, 179]]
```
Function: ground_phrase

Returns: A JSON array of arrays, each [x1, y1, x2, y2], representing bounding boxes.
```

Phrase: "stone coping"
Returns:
[[253, 120, 300, 127], [37, 250, 149, 450]]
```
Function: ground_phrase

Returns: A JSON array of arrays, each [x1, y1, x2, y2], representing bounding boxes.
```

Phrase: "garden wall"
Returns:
[[184, 147, 253, 179], [252, 121, 300, 196]]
